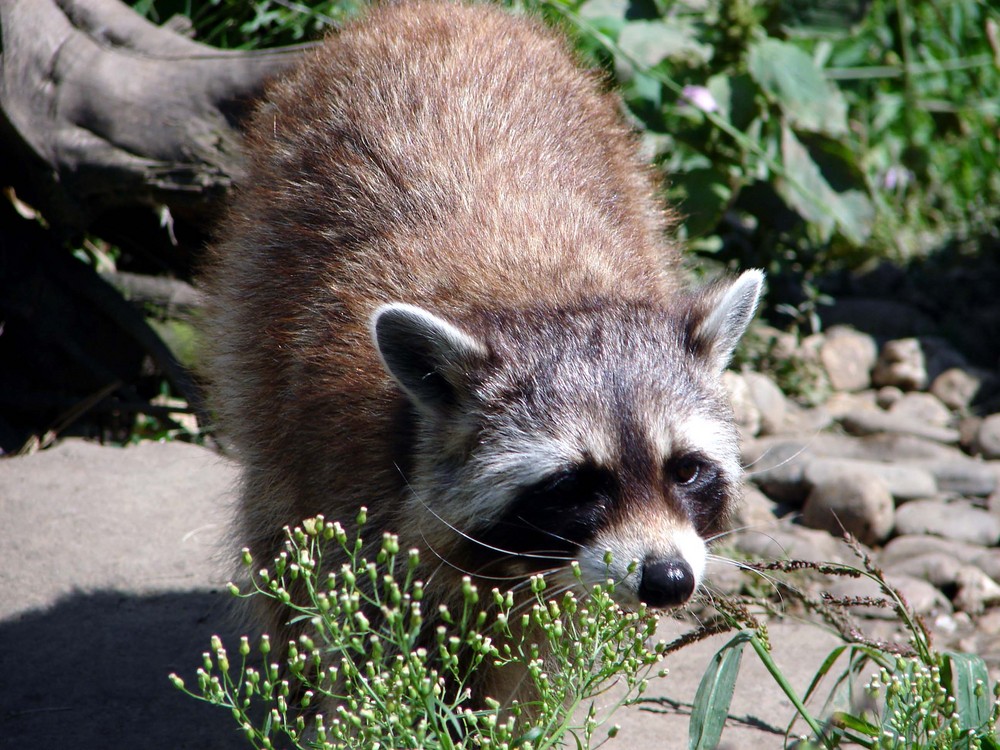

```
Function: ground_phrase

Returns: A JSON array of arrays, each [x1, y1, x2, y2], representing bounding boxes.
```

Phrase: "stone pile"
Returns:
[[721, 325, 1000, 650]]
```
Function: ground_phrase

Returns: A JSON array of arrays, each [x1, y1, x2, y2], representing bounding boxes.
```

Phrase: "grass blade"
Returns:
[[944, 650, 991, 732], [688, 631, 750, 750]]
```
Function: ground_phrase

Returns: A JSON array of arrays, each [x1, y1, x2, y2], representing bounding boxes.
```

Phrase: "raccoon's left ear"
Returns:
[[370, 303, 488, 417], [684, 269, 764, 373]]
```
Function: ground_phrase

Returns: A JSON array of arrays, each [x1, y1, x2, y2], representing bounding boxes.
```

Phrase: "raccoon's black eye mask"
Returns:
[[664, 452, 727, 533], [467, 462, 614, 567], [530, 463, 616, 508]]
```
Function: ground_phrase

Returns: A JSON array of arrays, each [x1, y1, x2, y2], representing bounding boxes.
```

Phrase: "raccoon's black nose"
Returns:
[[639, 558, 695, 608]]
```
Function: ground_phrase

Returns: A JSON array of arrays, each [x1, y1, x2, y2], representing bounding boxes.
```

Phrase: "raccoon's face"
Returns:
[[371, 270, 763, 610]]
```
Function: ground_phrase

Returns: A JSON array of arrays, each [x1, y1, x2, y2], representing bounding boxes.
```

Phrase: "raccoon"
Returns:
[[202, 0, 762, 708]]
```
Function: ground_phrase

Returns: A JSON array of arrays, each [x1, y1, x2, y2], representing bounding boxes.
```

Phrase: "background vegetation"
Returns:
[[134, 0, 1000, 334]]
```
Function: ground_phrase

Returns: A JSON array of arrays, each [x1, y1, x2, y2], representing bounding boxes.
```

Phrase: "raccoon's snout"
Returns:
[[639, 557, 696, 608]]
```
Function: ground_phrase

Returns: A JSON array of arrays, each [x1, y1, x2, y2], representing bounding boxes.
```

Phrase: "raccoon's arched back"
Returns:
[[200, 1, 682, 551]]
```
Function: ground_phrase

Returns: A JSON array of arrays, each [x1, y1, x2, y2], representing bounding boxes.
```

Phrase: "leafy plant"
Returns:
[[675, 539, 1000, 749], [171, 510, 666, 749]]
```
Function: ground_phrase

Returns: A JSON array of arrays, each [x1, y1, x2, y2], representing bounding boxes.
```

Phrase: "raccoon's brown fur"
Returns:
[[202, 0, 762, 710]]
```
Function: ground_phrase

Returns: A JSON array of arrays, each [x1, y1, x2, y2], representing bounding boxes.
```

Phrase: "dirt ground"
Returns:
[[0, 439, 844, 749]]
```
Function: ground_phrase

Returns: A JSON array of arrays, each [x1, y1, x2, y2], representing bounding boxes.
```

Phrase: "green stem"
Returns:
[[747, 633, 856, 750], [894, 0, 918, 147]]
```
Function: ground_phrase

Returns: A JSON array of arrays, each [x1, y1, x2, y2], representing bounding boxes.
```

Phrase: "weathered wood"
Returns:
[[0, 0, 308, 237]]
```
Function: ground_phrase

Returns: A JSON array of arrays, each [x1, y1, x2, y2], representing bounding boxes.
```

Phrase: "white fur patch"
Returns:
[[676, 412, 740, 479]]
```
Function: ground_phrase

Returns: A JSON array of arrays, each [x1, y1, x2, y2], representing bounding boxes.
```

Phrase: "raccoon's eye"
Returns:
[[669, 455, 703, 486]]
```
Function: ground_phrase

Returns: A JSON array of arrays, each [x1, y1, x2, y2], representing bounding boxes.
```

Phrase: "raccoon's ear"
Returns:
[[371, 303, 488, 416], [685, 269, 764, 373]]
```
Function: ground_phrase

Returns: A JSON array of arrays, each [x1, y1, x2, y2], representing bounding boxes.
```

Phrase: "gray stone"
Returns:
[[872, 338, 928, 391], [975, 414, 1000, 459], [732, 524, 848, 564], [801, 473, 894, 546], [841, 409, 960, 444], [920, 336, 971, 383], [743, 372, 788, 436], [723, 371, 761, 439], [959, 416, 983, 452], [803, 458, 937, 502], [887, 392, 952, 427], [856, 433, 965, 463], [922, 459, 997, 497], [731, 485, 780, 531], [880, 534, 989, 567], [894, 575, 954, 616], [882, 552, 965, 589], [953, 566, 1000, 614], [930, 368, 982, 411], [876, 386, 905, 409], [822, 573, 951, 619], [893, 499, 1000, 546], [972, 548, 1000, 584], [742, 440, 810, 504], [819, 326, 877, 392], [824, 391, 879, 420], [776, 403, 834, 435]]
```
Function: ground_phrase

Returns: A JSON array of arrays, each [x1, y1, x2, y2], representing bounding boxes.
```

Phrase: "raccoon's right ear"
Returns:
[[370, 303, 488, 416], [684, 269, 765, 373]]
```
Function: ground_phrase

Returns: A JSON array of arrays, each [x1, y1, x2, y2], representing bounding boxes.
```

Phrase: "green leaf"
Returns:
[[831, 711, 880, 737], [577, 0, 629, 31], [775, 124, 873, 244], [670, 166, 733, 238], [688, 631, 750, 750], [618, 19, 713, 69], [747, 38, 848, 136], [944, 651, 992, 733], [706, 73, 757, 130]]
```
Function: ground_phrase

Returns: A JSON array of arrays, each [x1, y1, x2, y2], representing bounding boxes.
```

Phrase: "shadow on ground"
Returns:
[[0, 589, 244, 750]]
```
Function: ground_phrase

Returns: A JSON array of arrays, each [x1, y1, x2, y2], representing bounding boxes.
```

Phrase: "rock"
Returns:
[[742, 440, 810, 504], [743, 372, 788, 436], [930, 368, 982, 411], [803, 458, 937, 502], [819, 326, 877, 392], [972, 548, 1000, 584], [919, 336, 971, 383], [922, 459, 997, 496], [893, 499, 1000, 546], [872, 338, 928, 391], [975, 608, 1000, 636], [822, 573, 951, 619], [876, 386, 905, 409], [823, 391, 879, 420], [882, 552, 964, 589], [841, 409, 960, 444], [953, 566, 1000, 614], [731, 486, 780, 531], [893, 575, 953, 617], [723, 371, 760, 439], [880, 534, 989, 567], [856, 433, 965, 463], [801, 473, 894, 546], [959, 416, 983, 452], [975, 414, 1000, 459], [732, 524, 848, 564], [776, 403, 834, 435], [887, 392, 952, 427]]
